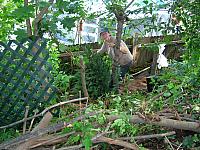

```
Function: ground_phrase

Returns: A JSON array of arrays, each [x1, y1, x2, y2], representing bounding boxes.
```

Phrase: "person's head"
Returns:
[[100, 28, 110, 41]]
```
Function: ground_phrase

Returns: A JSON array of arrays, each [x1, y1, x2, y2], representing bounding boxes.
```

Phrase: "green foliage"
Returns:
[[47, 42, 74, 100], [72, 121, 95, 150], [85, 51, 112, 99], [182, 134, 200, 148], [11, 5, 35, 22], [0, 129, 20, 143], [111, 118, 138, 136], [0, 0, 18, 41], [0, 0, 87, 41], [71, 48, 112, 99]]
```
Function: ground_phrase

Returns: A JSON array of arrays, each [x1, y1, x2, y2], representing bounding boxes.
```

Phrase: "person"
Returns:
[[97, 28, 133, 88]]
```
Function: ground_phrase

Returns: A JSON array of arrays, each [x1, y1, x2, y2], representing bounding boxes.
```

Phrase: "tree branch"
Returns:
[[0, 97, 88, 129], [33, 0, 54, 36], [94, 136, 139, 150], [118, 131, 176, 141], [124, 0, 135, 11], [107, 115, 200, 133]]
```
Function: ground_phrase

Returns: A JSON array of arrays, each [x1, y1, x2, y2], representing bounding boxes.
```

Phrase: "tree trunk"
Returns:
[[24, 0, 32, 37]]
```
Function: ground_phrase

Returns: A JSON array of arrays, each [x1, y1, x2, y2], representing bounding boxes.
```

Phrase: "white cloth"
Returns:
[[157, 44, 169, 69]]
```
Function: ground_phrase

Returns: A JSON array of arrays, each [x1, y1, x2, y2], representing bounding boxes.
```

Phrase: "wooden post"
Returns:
[[23, 106, 29, 134]]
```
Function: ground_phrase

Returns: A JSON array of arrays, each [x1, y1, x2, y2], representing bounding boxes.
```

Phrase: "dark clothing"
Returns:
[[120, 60, 133, 79]]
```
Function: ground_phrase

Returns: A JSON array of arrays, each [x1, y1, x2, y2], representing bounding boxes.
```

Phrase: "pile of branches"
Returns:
[[0, 97, 199, 150]]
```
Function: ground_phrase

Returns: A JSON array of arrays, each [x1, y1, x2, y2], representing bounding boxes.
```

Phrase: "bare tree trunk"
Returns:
[[24, 0, 32, 37], [80, 56, 89, 98]]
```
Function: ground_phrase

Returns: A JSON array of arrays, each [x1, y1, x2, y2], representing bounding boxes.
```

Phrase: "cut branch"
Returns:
[[94, 136, 139, 150], [107, 115, 200, 133], [30, 131, 75, 149], [118, 131, 176, 141], [23, 106, 29, 134], [0, 97, 88, 129], [0, 110, 103, 149]]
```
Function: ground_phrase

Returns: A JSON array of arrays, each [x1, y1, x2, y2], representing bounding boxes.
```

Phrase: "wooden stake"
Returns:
[[23, 106, 29, 134]]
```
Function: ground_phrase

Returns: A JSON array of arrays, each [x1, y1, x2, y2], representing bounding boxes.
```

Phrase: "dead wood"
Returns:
[[16, 112, 53, 150], [55, 144, 83, 150], [23, 106, 30, 134], [0, 111, 103, 149], [0, 97, 88, 129], [28, 110, 39, 132], [107, 115, 200, 133], [118, 131, 176, 141], [94, 136, 139, 150], [131, 67, 150, 77], [79, 56, 89, 98], [31, 111, 53, 132], [30, 131, 75, 149]]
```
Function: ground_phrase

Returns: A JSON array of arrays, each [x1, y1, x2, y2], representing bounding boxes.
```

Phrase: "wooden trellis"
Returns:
[[0, 38, 56, 126]]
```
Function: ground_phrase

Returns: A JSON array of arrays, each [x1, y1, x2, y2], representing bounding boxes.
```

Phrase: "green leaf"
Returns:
[[163, 92, 171, 97], [60, 17, 76, 31], [143, 0, 149, 5], [83, 136, 92, 150]]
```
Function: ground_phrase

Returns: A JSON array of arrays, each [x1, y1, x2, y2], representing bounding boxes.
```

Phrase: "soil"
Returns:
[[119, 71, 149, 94]]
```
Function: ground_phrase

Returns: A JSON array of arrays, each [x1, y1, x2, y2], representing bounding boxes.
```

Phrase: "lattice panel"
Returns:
[[0, 38, 56, 126]]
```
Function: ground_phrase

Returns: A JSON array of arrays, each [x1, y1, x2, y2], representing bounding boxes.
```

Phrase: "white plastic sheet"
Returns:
[[157, 44, 169, 69]]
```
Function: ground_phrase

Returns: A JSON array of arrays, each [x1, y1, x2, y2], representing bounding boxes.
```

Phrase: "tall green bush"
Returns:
[[71, 49, 112, 99]]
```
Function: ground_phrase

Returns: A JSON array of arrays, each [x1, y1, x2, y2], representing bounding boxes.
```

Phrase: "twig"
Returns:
[[177, 143, 182, 150], [164, 136, 175, 150], [41, 97, 88, 116], [23, 106, 29, 134], [132, 67, 150, 77], [92, 130, 114, 142], [118, 131, 176, 141], [28, 110, 38, 132], [95, 136, 139, 150], [124, 0, 135, 12], [55, 144, 83, 150], [79, 91, 82, 109], [0, 97, 88, 129]]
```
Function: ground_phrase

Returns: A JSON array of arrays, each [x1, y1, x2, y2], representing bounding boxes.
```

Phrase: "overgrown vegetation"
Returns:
[[0, 0, 199, 149]]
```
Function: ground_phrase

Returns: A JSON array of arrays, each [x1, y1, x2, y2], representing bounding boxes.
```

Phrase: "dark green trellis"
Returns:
[[0, 38, 56, 126]]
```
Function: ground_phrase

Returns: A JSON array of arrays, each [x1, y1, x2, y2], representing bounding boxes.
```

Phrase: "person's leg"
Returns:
[[120, 60, 133, 80]]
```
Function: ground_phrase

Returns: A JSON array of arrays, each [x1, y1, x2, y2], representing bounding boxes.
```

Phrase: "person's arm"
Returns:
[[120, 40, 129, 54], [97, 42, 108, 54]]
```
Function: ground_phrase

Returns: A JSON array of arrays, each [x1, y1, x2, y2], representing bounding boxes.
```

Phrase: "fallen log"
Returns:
[[0, 111, 103, 149], [107, 115, 200, 133]]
